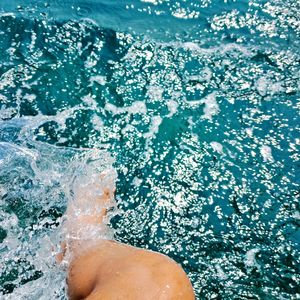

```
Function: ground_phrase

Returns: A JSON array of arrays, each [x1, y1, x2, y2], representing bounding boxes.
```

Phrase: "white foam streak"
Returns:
[[144, 115, 162, 139], [260, 145, 274, 162], [105, 101, 147, 115]]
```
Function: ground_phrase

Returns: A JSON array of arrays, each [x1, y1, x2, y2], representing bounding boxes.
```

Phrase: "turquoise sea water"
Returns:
[[0, 0, 299, 299]]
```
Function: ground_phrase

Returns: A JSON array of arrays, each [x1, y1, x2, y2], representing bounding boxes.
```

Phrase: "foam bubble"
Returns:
[[210, 141, 223, 154], [91, 114, 104, 131], [24, 93, 37, 102], [144, 115, 162, 139], [105, 101, 147, 115], [28, 32, 37, 52], [147, 85, 164, 101], [85, 57, 97, 68], [0, 68, 16, 90], [202, 92, 219, 120], [245, 127, 253, 137], [215, 264, 228, 280], [89, 75, 106, 86], [141, 0, 159, 4], [188, 67, 212, 83], [182, 42, 201, 51], [256, 77, 285, 97], [260, 145, 274, 162], [82, 94, 98, 108], [0, 107, 16, 120], [174, 192, 188, 208], [244, 248, 261, 270], [172, 8, 200, 19], [166, 100, 178, 117], [132, 176, 143, 187]]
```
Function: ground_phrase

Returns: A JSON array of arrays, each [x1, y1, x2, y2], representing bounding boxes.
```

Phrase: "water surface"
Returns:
[[0, 0, 299, 299]]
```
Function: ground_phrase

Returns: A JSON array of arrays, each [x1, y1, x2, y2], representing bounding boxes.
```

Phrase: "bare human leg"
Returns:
[[60, 167, 195, 300]]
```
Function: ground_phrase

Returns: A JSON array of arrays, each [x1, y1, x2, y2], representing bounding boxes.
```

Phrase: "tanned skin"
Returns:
[[60, 171, 195, 300]]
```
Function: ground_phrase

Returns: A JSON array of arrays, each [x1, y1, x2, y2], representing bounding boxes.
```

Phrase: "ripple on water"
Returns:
[[0, 2, 299, 299]]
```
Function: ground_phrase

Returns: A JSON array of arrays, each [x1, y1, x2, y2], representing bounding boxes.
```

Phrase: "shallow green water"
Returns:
[[0, 1, 299, 299]]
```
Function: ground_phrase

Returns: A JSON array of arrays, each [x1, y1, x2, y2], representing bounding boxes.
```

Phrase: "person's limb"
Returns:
[[62, 169, 195, 300], [67, 240, 195, 300]]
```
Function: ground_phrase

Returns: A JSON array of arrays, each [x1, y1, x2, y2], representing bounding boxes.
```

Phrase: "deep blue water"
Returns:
[[0, 0, 299, 299]]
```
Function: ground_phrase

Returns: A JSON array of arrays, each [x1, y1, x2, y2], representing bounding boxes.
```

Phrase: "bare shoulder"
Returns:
[[67, 240, 195, 300]]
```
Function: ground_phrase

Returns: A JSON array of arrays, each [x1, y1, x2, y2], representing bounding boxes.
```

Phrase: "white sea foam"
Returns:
[[0, 93, 8, 102], [0, 12, 15, 18], [91, 114, 104, 131], [24, 93, 37, 102], [172, 8, 200, 19], [144, 115, 162, 139], [260, 145, 274, 162], [0, 68, 17, 90], [186, 92, 218, 120], [29, 32, 37, 52], [141, 0, 159, 4], [202, 93, 219, 120], [185, 92, 219, 120], [215, 264, 228, 280], [132, 176, 143, 187], [105, 101, 147, 115], [166, 100, 178, 117], [147, 85, 164, 101], [182, 42, 201, 51], [256, 76, 284, 97], [174, 192, 188, 208], [210, 141, 223, 154], [245, 248, 261, 270], [89, 75, 106, 86], [82, 94, 98, 108], [0, 107, 16, 120], [245, 127, 253, 137], [85, 56, 98, 68], [188, 67, 212, 83], [121, 124, 135, 135]]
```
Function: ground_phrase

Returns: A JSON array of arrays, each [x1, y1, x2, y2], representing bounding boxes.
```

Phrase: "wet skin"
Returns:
[[62, 172, 195, 300], [67, 240, 195, 300]]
